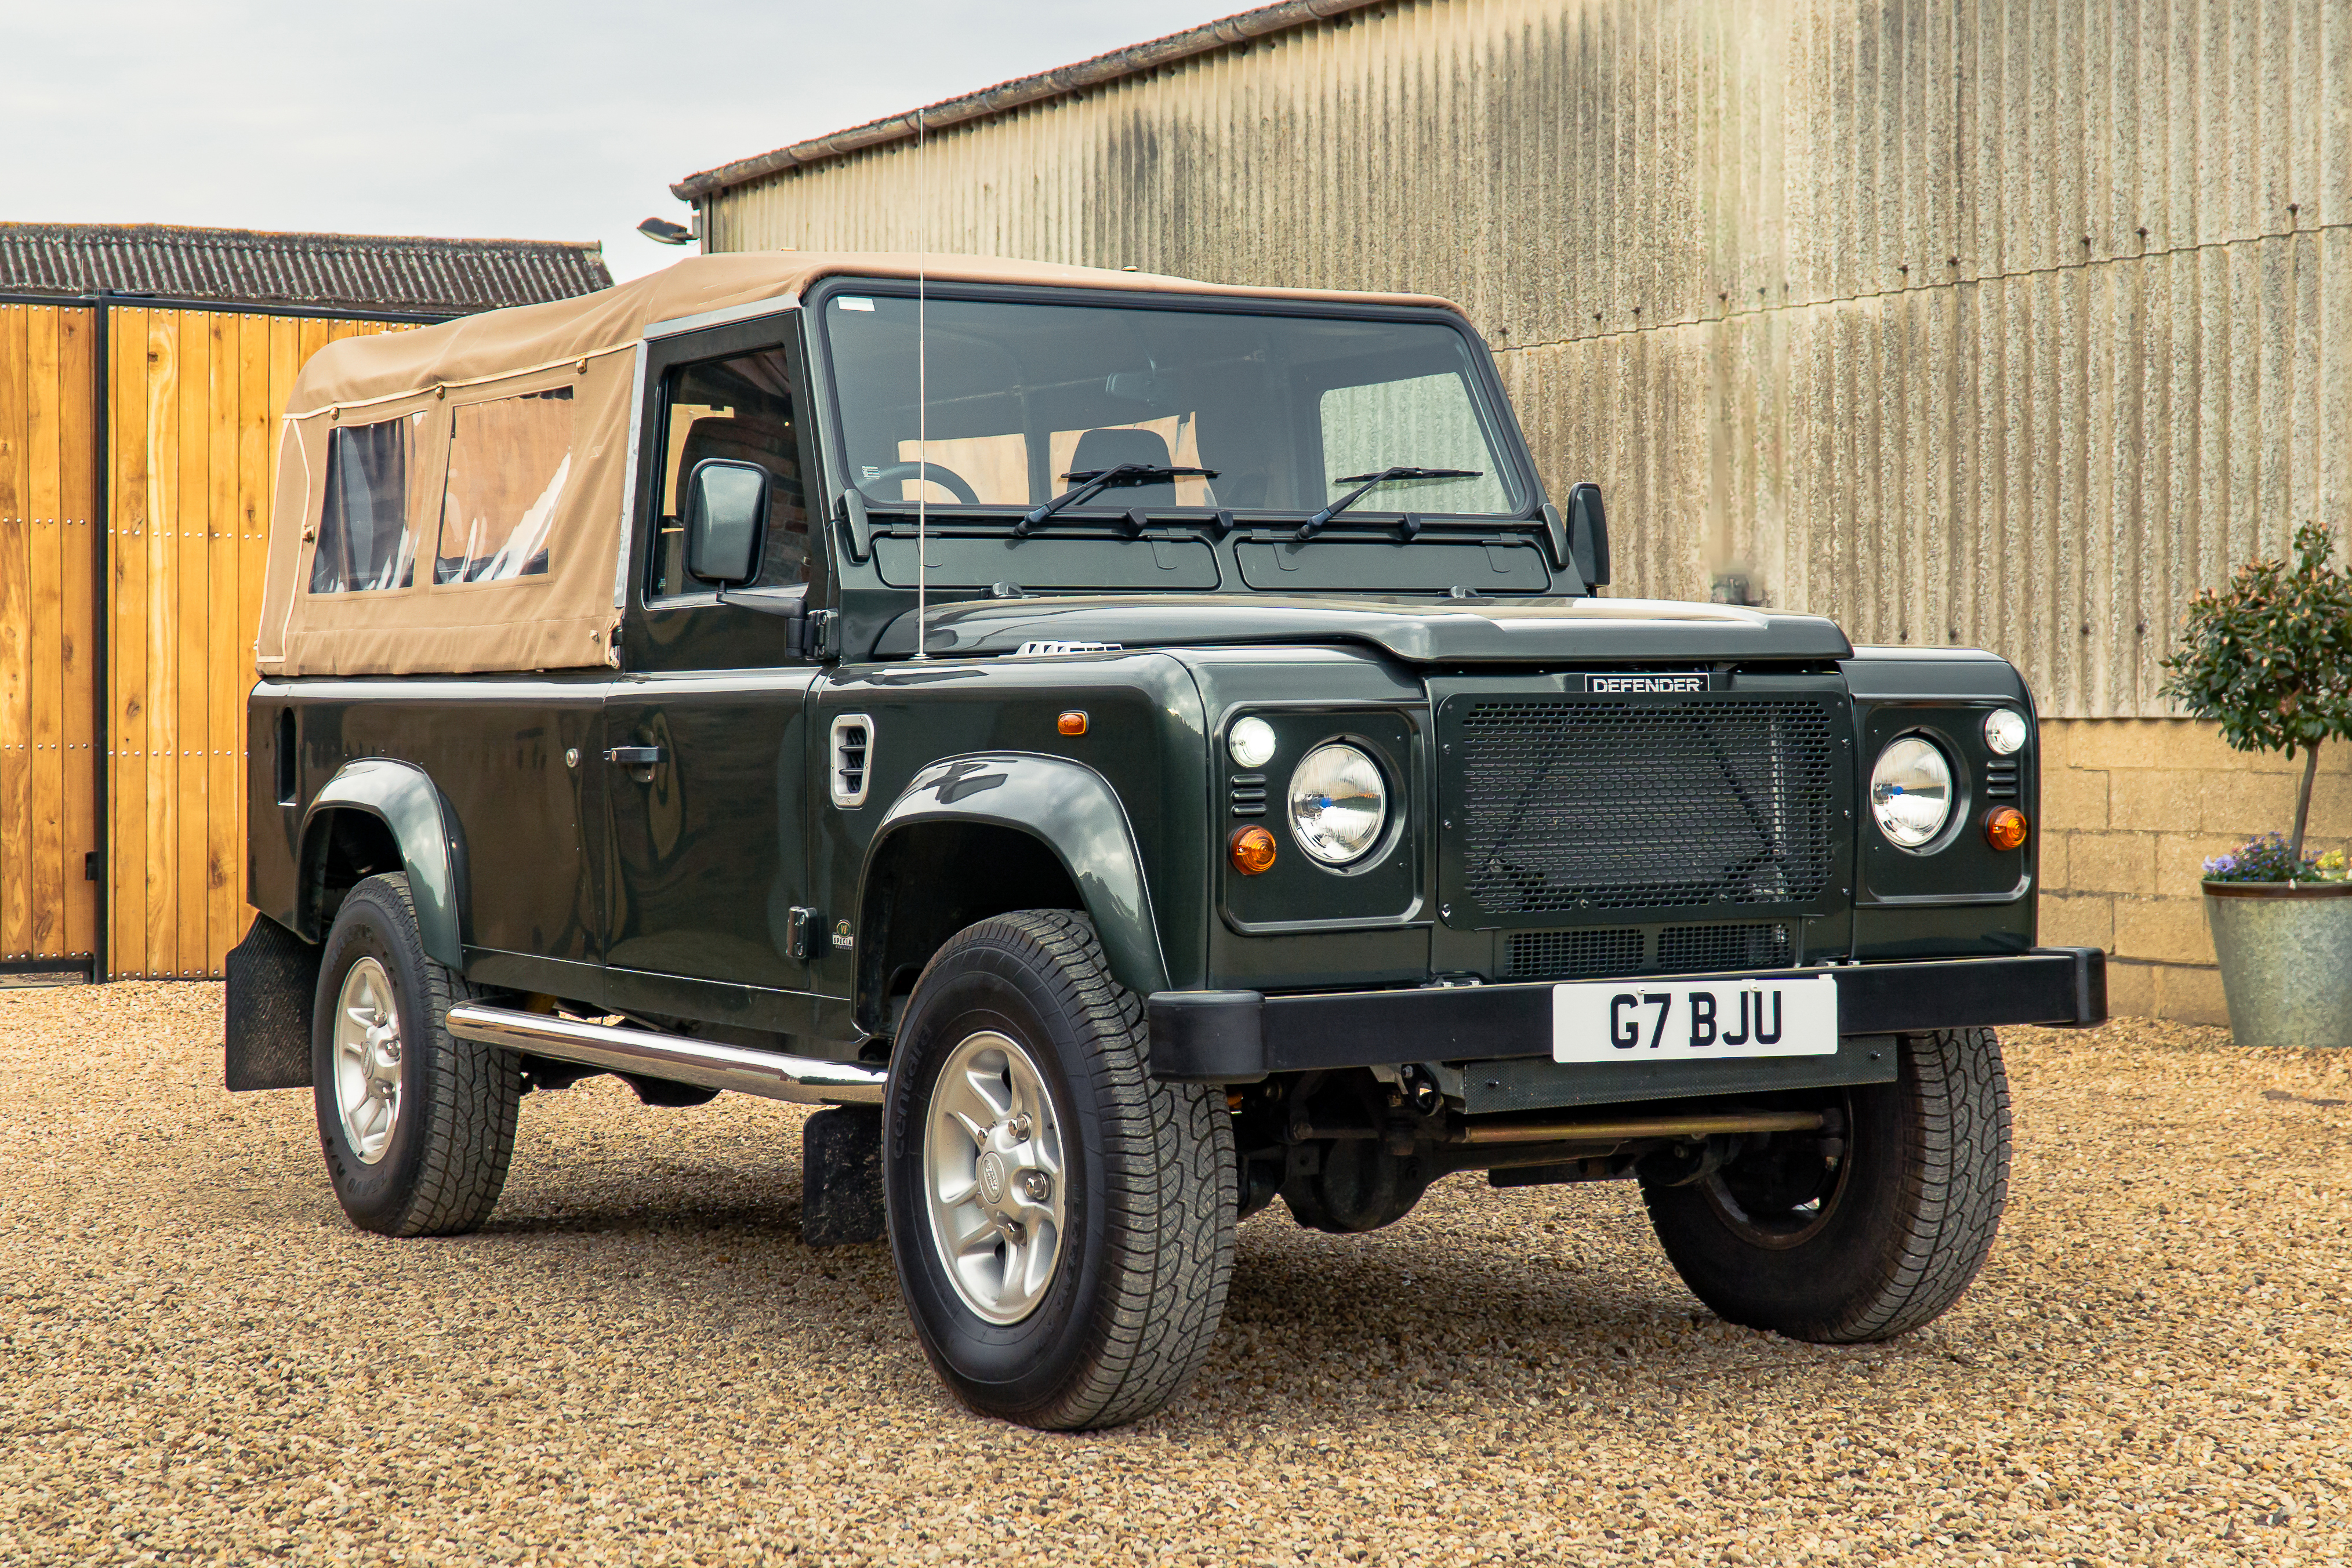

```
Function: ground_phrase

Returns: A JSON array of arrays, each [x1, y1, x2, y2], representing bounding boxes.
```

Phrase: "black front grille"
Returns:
[[1656, 922, 1792, 972], [1505, 928, 1643, 979], [1454, 696, 1838, 917], [1505, 922, 1791, 980]]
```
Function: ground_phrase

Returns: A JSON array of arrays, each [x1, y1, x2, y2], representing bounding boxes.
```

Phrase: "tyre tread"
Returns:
[[911, 909, 1235, 1431], [329, 873, 521, 1238]]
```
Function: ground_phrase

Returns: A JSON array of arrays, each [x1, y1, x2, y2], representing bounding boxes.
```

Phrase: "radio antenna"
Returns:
[[913, 107, 929, 660]]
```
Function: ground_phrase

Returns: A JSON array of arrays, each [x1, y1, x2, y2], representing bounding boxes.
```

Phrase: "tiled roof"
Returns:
[[0, 223, 612, 318]]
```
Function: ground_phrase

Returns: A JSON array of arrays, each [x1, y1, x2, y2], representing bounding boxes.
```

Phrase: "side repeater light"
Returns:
[[1057, 710, 1088, 736], [1984, 806, 2030, 851], [1229, 825, 1278, 876]]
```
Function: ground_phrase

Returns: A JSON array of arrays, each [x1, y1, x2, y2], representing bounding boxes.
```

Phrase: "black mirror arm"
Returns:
[[1538, 502, 1572, 575], [712, 586, 832, 658]]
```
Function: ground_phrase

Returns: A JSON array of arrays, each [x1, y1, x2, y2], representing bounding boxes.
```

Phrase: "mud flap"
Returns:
[[224, 914, 322, 1092], [802, 1105, 885, 1247]]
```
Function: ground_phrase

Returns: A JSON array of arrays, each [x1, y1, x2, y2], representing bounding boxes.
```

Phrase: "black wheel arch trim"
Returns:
[[294, 759, 468, 970], [858, 752, 1173, 1012]]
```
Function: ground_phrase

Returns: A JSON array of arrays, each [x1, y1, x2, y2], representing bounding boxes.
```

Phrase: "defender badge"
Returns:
[[1583, 672, 1714, 694]]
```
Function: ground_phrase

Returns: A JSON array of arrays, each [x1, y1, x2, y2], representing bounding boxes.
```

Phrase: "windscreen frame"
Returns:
[[802, 276, 1545, 525]]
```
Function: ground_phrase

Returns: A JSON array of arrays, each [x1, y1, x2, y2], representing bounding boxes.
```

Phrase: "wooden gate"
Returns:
[[0, 302, 404, 980], [0, 302, 99, 975]]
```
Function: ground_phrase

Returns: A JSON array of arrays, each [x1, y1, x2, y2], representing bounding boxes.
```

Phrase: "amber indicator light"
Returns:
[[1229, 825, 1277, 876], [1984, 805, 2029, 851], [1057, 710, 1088, 736]]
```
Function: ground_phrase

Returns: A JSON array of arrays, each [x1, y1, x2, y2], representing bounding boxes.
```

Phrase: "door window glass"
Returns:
[[651, 349, 810, 598], [435, 387, 573, 584], [310, 412, 426, 593]]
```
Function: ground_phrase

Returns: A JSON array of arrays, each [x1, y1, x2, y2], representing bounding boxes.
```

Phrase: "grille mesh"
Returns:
[[1505, 928, 1643, 979], [1456, 697, 1837, 916], [1504, 923, 1793, 980], [1656, 923, 1792, 973]]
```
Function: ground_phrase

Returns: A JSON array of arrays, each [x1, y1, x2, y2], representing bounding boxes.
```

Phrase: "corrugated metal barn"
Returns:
[[0, 224, 610, 982], [676, 0, 2351, 1021]]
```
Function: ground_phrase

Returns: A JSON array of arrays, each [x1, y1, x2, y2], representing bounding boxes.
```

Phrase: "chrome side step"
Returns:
[[443, 1003, 887, 1106]]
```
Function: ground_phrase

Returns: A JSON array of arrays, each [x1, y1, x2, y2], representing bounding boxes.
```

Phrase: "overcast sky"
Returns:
[[1, 0, 1228, 283]]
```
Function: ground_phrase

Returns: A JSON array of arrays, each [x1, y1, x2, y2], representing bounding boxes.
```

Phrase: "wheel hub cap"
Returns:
[[331, 957, 403, 1165], [923, 1030, 1066, 1324]]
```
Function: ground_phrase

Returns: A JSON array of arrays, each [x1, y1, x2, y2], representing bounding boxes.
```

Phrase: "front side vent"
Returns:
[[829, 714, 873, 808]]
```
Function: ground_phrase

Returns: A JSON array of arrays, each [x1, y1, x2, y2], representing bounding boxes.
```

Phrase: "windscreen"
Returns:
[[822, 293, 1523, 518]]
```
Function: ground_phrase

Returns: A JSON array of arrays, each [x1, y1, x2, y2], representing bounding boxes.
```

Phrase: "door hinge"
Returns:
[[799, 609, 838, 660], [784, 906, 821, 961]]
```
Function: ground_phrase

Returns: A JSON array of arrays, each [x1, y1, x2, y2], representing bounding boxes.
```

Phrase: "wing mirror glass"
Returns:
[[684, 458, 768, 586], [1567, 481, 1610, 588]]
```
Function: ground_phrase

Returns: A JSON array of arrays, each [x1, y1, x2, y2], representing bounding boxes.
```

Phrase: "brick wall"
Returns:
[[2039, 720, 2352, 1023]]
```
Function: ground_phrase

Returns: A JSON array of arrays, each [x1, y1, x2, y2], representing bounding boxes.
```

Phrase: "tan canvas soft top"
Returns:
[[259, 251, 1458, 677]]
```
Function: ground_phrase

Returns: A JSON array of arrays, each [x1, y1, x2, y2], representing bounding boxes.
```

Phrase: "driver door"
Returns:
[[602, 313, 829, 997]]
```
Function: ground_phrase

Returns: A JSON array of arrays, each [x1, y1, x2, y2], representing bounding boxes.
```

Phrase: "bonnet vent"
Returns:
[[829, 715, 872, 807]]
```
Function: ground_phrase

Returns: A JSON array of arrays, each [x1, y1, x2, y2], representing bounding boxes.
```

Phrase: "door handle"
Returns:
[[604, 745, 665, 768]]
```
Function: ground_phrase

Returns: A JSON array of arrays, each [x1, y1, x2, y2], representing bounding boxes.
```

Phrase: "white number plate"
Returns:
[[1551, 975, 1839, 1064]]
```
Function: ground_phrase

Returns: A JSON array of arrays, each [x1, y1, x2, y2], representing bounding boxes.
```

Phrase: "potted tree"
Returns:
[[2161, 522, 2352, 1048]]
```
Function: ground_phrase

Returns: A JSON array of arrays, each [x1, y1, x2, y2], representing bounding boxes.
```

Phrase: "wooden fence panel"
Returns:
[[2, 302, 410, 979], [0, 302, 99, 968], [98, 307, 409, 978], [108, 307, 148, 977]]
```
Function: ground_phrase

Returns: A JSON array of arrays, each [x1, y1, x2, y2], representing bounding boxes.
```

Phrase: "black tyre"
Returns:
[[1642, 1028, 2011, 1341], [884, 910, 1235, 1430], [311, 872, 521, 1237]]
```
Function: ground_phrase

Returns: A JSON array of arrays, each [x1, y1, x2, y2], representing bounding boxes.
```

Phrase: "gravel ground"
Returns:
[[2, 983, 2347, 1566]]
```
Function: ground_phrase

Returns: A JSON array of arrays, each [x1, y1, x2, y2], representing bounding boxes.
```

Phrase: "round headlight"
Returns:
[[1228, 716, 1277, 769], [1871, 736, 1955, 848], [1287, 743, 1389, 865], [1983, 708, 2029, 756]]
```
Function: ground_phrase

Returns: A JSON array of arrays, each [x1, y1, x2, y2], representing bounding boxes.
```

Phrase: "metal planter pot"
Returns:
[[2204, 881, 2352, 1048]]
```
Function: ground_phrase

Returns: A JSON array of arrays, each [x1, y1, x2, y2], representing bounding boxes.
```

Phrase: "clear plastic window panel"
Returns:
[[434, 388, 574, 585], [310, 413, 425, 594]]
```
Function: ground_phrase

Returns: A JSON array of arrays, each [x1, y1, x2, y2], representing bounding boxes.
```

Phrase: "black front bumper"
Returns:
[[1147, 946, 2106, 1084]]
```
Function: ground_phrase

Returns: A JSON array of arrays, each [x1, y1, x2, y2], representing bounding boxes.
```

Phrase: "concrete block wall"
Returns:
[[2040, 719, 2352, 1023]]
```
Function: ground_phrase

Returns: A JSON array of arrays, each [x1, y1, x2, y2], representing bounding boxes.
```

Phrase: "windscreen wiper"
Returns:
[[1015, 463, 1218, 536], [1295, 466, 1483, 540]]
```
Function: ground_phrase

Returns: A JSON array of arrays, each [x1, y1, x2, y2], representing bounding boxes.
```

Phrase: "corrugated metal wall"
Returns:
[[704, 0, 2352, 719]]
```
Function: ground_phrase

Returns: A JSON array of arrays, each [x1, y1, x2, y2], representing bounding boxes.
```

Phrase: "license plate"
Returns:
[[1551, 975, 1839, 1064]]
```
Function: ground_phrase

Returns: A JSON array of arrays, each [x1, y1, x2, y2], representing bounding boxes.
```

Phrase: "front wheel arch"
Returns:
[[855, 753, 1173, 1034]]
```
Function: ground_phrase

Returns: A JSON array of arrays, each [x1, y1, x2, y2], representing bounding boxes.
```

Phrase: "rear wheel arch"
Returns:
[[296, 760, 467, 968]]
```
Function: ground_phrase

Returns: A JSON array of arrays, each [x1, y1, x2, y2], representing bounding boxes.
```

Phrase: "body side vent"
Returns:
[[829, 714, 873, 808]]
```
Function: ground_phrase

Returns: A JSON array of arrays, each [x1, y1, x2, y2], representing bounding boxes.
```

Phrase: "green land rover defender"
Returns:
[[226, 252, 2102, 1431]]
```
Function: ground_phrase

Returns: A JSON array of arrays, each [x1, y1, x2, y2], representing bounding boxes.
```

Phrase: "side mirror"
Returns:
[[684, 458, 768, 586], [1567, 481, 1610, 589]]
